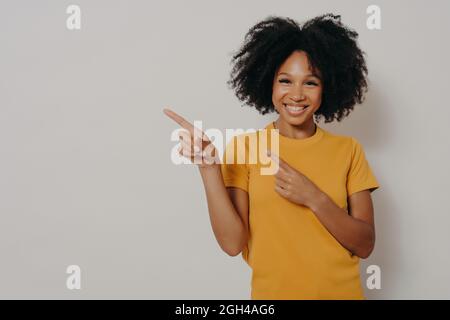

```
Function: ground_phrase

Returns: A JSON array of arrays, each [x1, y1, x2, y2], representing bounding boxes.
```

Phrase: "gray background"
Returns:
[[1, 0, 449, 299]]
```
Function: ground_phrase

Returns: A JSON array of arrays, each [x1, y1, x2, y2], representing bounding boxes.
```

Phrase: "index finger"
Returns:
[[163, 108, 194, 132]]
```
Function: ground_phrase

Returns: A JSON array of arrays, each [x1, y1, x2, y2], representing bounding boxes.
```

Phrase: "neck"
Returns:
[[274, 118, 317, 140]]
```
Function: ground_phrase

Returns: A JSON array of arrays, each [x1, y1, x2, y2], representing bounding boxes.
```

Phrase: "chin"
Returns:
[[286, 118, 310, 127]]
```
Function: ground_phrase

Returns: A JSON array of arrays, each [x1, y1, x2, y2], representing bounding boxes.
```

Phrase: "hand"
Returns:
[[269, 151, 324, 209], [163, 108, 219, 168]]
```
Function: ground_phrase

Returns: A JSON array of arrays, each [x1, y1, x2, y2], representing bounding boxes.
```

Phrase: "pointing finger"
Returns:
[[164, 108, 206, 139], [163, 108, 194, 131]]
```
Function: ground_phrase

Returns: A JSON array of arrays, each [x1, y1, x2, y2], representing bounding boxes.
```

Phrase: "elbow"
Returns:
[[221, 242, 243, 256], [224, 240, 246, 257], [357, 246, 374, 259], [356, 225, 376, 259], [226, 248, 242, 257], [219, 227, 248, 257], [357, 236, 375, 259], [223, 235, 247, 257]]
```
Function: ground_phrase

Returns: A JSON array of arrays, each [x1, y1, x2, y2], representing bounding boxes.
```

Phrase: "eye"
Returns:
[[305, 81, 318, 86], [278, 78, 291, 84]]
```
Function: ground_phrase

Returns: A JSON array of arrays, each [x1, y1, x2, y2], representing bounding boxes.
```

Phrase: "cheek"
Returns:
[[272, 85, 288, 100], [272, 86, 284, 107], [312, 89, 323, 104]]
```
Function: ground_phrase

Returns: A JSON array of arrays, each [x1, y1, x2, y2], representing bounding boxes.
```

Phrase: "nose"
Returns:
[[289, 85, 306, 102], [289, 93, 306, 102]]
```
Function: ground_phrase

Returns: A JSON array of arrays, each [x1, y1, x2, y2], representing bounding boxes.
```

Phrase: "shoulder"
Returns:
[[222, 129, 260, 162], [319, 127, 356, 149], [318, 127, 368, 160], [222, 126, 271, 165]]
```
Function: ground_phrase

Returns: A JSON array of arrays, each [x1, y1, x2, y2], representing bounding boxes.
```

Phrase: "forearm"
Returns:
[[309, 192, 375, 259], [198, 165, 247, 256]]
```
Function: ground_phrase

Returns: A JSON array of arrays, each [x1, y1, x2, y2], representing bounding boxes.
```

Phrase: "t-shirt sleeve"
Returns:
[[346, 137, 380, 196], [220, 135, 249, 193]]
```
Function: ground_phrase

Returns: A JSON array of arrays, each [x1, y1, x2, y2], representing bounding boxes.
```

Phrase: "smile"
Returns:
[[283, 104, 309, 116]]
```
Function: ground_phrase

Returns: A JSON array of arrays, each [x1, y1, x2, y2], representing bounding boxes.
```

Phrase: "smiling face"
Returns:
[[272, 50, 323, 129]]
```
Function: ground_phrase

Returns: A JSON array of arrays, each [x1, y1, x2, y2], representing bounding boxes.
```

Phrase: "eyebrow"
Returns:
[[278, 72, 322, 80]]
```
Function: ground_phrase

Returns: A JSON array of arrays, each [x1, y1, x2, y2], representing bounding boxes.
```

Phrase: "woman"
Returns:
[[164, 13, 380, 300]]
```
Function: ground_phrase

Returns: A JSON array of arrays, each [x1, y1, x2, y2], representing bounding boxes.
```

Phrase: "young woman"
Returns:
[[164, 14, 380, 300]]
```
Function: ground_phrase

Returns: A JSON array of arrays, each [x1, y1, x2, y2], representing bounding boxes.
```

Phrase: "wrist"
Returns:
[[309, 190, 329, 213], [198, 163, 221, 173]]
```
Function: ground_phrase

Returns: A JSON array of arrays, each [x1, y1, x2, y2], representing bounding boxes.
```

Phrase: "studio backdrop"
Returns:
[[1, 0, 449, 299]]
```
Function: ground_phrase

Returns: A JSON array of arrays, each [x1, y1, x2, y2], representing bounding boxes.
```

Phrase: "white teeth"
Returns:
[[284, 104, 307, 112]]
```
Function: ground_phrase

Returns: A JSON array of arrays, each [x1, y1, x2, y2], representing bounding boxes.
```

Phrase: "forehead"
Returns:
[[276, 50, 321, 78]]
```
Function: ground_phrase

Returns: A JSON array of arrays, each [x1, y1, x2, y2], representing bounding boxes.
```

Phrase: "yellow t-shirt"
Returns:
[[220, 122, 380, 300]]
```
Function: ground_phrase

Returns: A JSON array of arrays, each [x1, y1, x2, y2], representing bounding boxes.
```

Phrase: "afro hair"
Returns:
[[228, 14, 368, 123]]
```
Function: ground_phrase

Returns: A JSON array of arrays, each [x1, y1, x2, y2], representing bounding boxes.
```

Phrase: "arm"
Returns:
[[164, 108, 249, 257], [198, 165, 249, 256], [309, 189, 375, 259], [269, 152, 376, 259]]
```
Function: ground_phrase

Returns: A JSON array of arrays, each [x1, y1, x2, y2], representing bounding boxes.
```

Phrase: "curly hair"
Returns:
[[228, 14, 368, 123]]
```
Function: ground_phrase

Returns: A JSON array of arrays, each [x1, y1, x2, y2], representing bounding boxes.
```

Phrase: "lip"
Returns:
[[283, 103, 309, 116]]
